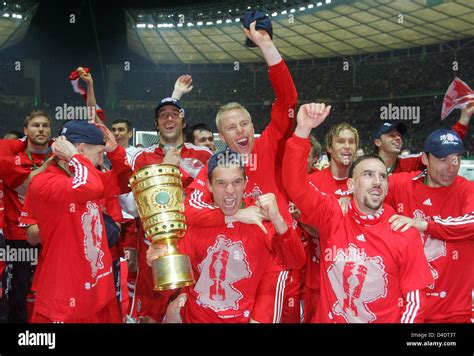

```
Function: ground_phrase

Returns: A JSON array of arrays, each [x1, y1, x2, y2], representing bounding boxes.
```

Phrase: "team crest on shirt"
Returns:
[[413, 209, 446, 289], [81, 202, 105, 282], [327, 244, 388, 323], [195, 235, 251, 312]]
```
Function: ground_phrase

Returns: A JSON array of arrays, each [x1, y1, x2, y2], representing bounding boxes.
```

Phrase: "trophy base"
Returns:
[[152, 254, 195, 291]]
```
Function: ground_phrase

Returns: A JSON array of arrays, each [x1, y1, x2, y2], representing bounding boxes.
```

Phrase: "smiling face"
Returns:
[[422, 152, 460, 187], [207, 164, 247, 216], [24, 116, 51, 147], [348, 158, 388, 215], [111, 122, 132, 148], [155, 104, 186, 144], [375, 129, 403, 155], [218, 109, 255, 155], [328, 128, 357, 166]]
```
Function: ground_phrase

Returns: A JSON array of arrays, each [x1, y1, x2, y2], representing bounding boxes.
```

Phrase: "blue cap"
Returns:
[[242, 10, 273, 48], [208, 149, 245, 181], [60, 120, 105, 145], [371, 122, 407, 143], [424, 129, 464, 158], [155, 97, 185, 118]]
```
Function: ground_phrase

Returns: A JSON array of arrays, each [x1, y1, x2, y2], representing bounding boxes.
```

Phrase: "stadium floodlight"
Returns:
[[187, 22, 194, 27], [225, 19, 232, 23], [177, 23, 183, 27], [147, 24, 154, 28], [271, 12, 278, 16], [281, 10, 287, 14], [216, 19, 222, 24], [228, 9, 232, 12], [317, 2, 323, 6], [247, 6, 251, 9], [299, 6, 306, 11], [325, 0, 331, 3], [197, 21, 203, 26], [290, 8, 295, 13], [136, 23, 146, 28], [308, 4, 314, 8], [206, 21, 213, 25], [234, 18, 240, 22]]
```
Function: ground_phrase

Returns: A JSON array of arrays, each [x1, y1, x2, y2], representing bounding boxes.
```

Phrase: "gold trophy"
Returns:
[[129, 164, 195, 291]]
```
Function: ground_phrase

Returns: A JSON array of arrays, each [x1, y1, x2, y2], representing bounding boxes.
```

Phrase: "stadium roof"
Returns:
[[0, 0, 37, 50], [126, 0, 474, 64]]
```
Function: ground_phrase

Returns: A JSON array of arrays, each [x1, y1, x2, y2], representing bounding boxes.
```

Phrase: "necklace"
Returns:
[[26, 148, 49, 170]]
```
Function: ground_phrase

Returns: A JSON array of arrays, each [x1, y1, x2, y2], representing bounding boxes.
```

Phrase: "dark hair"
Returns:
[[3, 130, 24, 139], [348, 154, 386, 178], [186, 123, 213, 144], [111, 119, 132, 131]]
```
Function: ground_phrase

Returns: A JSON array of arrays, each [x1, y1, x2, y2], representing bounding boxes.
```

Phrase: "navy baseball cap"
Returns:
[[242, 10, 273, 48], [154, 97, 185, 118], [60, 120, 105, 145], [424, 129, 464, 158], [208, 149, 245, 181], [371, 122, 407, 143]]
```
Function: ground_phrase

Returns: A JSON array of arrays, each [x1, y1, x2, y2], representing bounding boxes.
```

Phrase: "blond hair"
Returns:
[[215, 102, 251, 131], [325, 122, 359, 151]]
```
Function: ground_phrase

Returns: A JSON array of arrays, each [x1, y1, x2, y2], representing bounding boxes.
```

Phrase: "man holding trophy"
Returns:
[[145, 151, 305, 323]]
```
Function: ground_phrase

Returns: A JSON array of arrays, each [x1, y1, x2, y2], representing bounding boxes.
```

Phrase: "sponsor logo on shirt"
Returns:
[[244, 184, 263, 200], [422, 199, 432, 206], [194, 235, 251, 314], [327, 243, 388, 323]]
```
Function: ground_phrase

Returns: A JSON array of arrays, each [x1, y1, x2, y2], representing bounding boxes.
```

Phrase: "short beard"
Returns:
[[364, 197, 383, 212]]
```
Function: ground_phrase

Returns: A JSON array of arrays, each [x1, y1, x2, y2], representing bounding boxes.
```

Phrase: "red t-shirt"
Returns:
[[304, 167, 351, 292], [283, 135, 434, 323], [22, 147, 132, 321], [385, 171, 474, 322], [131, 142, 212, 189], [2, 149, 50, 241], [180, 220, 303, 323]]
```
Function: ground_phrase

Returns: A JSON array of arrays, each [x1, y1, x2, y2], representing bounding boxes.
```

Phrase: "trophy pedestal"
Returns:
[[152, 254, 194, 291]]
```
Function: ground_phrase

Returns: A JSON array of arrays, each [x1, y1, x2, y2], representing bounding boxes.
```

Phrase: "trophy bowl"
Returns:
[[129, 164, 194, 291]]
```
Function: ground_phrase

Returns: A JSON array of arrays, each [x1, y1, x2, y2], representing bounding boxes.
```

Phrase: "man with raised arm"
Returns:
[[184, 20, 300, 323], [283, 103, 433, 323]]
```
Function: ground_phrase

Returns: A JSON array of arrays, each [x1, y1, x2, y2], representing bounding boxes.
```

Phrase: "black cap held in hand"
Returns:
[[242, 10, 273, 48]]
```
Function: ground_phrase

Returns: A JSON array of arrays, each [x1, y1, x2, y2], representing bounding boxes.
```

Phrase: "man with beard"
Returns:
[[300, 122, 358, 322], [129, 97, 212, 323], [184, 20, 299, 323], [283, 103, 433, 323], [1, 111, 55, 322], [372, 103, 473, 174], [385, 129, 474, 323]]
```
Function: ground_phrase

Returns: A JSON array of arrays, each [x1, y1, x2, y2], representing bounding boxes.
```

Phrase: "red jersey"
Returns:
[[2, 148, 50, 241], [179, 220, 304, 323], [390, 122, 467, 174], [304, 167, 352, 293], [131, 142, 212, 189], [185, 60, 297, 228], [385, 171, 474, 322], [283, 135, 434, 323], [23, 146, 132, 322]]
